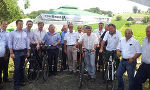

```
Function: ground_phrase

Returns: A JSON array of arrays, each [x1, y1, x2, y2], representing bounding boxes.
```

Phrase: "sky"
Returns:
[[18, 0, 150, 14]]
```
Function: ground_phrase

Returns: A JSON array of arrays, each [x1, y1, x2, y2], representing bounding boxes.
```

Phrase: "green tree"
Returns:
[[147, 8, 150, 13], [0, 0, 22, 23], [142, 16, 150, 24], [116, 15, 122, 21], [24, 0, 30, 9], [133, 6, 138, 13], [27, 10, 48, 19]]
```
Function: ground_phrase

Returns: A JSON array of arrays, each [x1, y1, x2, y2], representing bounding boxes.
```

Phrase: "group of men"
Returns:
[[0, 19, 150, 90]]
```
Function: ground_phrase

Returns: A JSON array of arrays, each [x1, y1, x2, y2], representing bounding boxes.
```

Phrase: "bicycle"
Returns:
[[103, 51, 117, 90], [78, 48, 89, 89], [27, 44, 49, 81]]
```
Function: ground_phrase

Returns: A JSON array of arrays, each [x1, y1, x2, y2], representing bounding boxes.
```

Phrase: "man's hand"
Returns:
[[73, 46, 77, 50], [128, 58, 134, 64], [52, 43, 57, 47], [27, 51, 30, 57], [36, 44, 40, 50], [91, 49, 96, 52], [117, 50, 121, 57], [10, 53, 15, 59], [99, 48, 103, 53]]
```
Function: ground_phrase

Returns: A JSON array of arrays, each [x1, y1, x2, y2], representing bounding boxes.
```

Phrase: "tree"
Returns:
[[147, 8, 150, 13], [133, 6, 138, 13], [116, 15, 122, 21], [0, 0, 22, 23], [24, 0, 30, 9], [142, 16, 150, 24], [27, 10, 48, 19]]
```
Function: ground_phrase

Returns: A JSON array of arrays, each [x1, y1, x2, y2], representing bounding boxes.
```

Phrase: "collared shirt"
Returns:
[[77, 32, 83, 39], [0, 29, 9, 48], [33, 29, 47, 43], [103, 30, 122, 51], [78, 33, 99, 50], [43, 32, 61, 49], [60, 31, 67, 44], [64, 31, 78, 45], [93, 29, 105, 39], [8, 30, 30, 50], [141, 37, 150, 64], [0, 29, 6, 57], [117, 37, 142, 59], [23, 28, 37, 44]]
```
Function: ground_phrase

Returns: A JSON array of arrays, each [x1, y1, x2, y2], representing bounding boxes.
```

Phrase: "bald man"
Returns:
[[116, 29, 142, 90]]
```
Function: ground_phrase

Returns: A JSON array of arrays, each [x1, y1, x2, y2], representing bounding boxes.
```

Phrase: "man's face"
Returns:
[[99, 23, 104, 30], [146, 27, 150, 37], [83, 26, 87, 33], [16, 21, 23, 30], [125, 30, 132, 40], [26, 22, 33, 30], [49, 25, 55, 33], [108, 26, 115, 35], [63, 25, 68, 32], [77, 26, 82, 32], [105, 26, 109, 31], [87, 29, 91, 35], [38, 23, 44, 30], [1, 21, 8, 30], [68, 24, 73, 31]]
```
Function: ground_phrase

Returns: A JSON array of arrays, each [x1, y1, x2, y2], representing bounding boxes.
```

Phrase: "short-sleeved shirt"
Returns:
[[141, 37, 150, 64], [76, 32, 83, 40], [43, 32, 61, 49], [93, 29, 105, 39], [64, 31, 78, 45], [78, 33, 99, 50], [103, 30, 122, 51], [33, 29, 47, 43], [117, 37, 142, 59]]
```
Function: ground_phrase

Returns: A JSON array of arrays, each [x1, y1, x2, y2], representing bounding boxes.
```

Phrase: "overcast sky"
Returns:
[[18, 0, 149, 14]]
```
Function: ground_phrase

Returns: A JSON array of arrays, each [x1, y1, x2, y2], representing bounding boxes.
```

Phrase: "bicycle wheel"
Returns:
[[42, 57, 49, 81]]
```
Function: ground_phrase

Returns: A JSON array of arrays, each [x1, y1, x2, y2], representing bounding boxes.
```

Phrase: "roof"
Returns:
[[127, 16, 134, 21], [46, 6, 103, 17]]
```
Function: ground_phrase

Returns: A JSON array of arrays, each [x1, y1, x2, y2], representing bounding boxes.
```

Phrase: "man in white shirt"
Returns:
[[116, 29, 142, 90], [64, 23, 78, 73], [33, 22, 47, 44], [134, 26, 150, 90], [93, 22, 105, 71], [78, 26, 99, 81], [100, 24, 122, 68]]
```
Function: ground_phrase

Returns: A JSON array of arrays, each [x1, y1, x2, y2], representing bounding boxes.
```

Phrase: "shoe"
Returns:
[[19, 82, 26, 86], [3, 79, 12, 83]]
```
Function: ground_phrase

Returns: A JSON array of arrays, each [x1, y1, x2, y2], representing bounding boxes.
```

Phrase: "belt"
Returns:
[[13, 49, 26, 52], [122, 58, 129, 61], [67, 45, 75, 46]]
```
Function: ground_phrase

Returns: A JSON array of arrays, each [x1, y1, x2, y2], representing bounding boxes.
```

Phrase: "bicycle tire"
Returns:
[[42, 56, 49, 81]]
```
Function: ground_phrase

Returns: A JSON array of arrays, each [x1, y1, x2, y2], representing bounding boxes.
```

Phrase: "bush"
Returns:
[[125, 22, 132, 27], [115, 15, 122, 21]]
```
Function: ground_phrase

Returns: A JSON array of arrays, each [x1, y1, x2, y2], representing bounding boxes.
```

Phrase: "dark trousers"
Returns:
[[0, 57, 4, 83], [134, 63, 150, 90], [13, 50, 26, 87], [47, 48, 59, 74], [61, 44, 67, 70]]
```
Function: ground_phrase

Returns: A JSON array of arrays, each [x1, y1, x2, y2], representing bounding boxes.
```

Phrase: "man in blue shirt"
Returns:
[[9, 20, 30, 90], [60, 25, 68, 70], [43, 24, 61, 75], [0, 24, 6, 89], [0, 20, 10, 83]]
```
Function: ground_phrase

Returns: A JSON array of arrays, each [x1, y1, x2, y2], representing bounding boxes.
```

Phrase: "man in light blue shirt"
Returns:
[[43, 24, 61, 75], [0, 26, 6, 87], [0, 20, 10, 84], [8, 20, 30, 90]]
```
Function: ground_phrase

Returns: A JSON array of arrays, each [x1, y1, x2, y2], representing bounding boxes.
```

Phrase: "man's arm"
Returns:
[[64, 40, 67, 54], [99, 40, 105, 53]]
